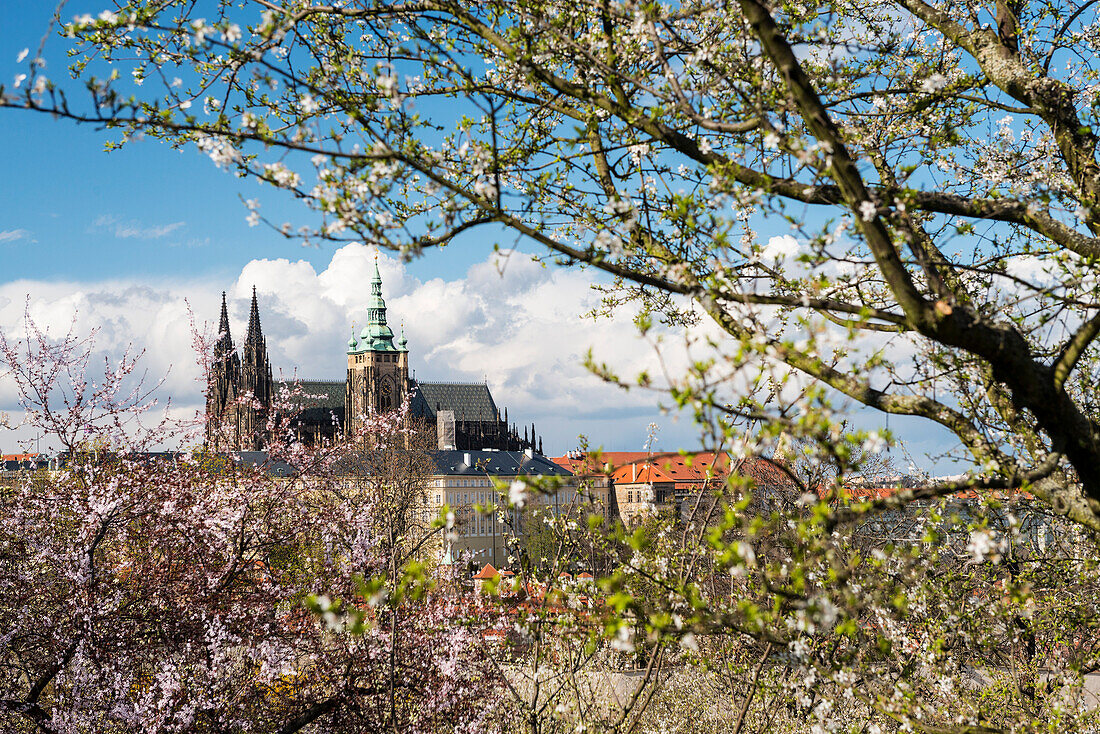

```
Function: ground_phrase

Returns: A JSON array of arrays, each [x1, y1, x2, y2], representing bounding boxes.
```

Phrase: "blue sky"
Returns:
[[0, 3, 958, 468], [0, 6, 702, 456], [1, 2, 501, 283]]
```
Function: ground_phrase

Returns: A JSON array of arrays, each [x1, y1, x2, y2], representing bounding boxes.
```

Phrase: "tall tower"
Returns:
[[205, 288, 274, 451], [239, 287, 274, 450], [345, 259, 409, 435], [206, 292, 242, 449]]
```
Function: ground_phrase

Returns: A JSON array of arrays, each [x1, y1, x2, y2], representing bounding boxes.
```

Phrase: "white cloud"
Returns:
[[91, 215, 186, 240], [760, 234, 800, 263], [0, 245, 717, 454], [0, 229, 34, 244]]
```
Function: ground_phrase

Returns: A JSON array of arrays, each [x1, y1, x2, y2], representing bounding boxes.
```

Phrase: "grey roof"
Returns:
[[430, 450, 572, 477], [233, 451, 296, 478], [279, 379, 345, 409], [274, 379, 504, 426], [277, 379, 345, 427], [412, 381, 500, 422]]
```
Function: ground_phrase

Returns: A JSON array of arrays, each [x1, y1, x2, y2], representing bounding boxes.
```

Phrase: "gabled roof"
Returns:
[[275, 379, 346, 426], [472, 563, 499, 580], [411, 381, 500, 422], [233, 451, 296, 478], [738, 457, 798, 491], [611, 463, 677, 485], [553, 451, 731, 480]]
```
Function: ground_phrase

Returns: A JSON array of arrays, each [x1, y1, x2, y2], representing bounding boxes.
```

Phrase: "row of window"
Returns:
[[431, 477, 492, 488], [433, 490, 580, 507]]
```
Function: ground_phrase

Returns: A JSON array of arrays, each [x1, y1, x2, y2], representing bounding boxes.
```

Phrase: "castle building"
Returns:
[[206, 261, 543, 453]]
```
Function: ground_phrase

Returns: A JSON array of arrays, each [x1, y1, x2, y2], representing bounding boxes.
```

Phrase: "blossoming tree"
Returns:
[[0, 319, 506, 733], [6, 0, 1100, 731]]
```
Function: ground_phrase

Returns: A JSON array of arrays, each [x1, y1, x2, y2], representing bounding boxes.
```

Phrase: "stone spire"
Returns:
[[239, 286, 273, 449], [245, 286, 263, 349], [207, 291, 242, 450], [216, 291, 234, 355]]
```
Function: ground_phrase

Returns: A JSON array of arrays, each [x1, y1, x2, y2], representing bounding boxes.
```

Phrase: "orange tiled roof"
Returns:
[[554, 452, 803, 494], [472, 563, 499, 580]]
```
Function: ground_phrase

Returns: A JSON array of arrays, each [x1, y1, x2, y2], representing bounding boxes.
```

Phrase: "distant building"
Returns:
[[206, 261, 545, 452], [550, 450, 800, 525], [428, 449, 575, 567]]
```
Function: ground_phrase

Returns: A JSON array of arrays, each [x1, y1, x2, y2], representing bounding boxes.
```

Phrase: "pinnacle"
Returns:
[[246, 286, 263, 346], [216, 291, 233, 351]]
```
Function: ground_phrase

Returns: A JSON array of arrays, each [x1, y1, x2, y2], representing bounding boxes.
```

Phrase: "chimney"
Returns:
[[463, 451, 471, 466], [437, 410, 456, 450], [524, 448, 533, 460], [632, 463, 636, 482]]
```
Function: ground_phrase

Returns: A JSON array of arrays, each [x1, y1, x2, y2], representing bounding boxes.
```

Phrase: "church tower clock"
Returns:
[[345, 259, 409, 436]]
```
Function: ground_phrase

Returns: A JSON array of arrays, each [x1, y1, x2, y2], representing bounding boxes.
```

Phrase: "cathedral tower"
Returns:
[[239, 287, 274, 450], [206, 292, 242, 449], [345, 259, 409, 435], [205, 288, 274, 451]]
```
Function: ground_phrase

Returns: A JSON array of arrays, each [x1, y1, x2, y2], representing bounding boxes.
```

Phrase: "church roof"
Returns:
[[412, 381, 500, 422], [275, 379, 345, 427], [277, 379, 345, 410]]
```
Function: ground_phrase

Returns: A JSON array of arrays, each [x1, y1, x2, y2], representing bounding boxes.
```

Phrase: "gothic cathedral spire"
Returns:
[[206, 289, 273, 451], [207, 292, 242, 449], [216, 290, 234, 356], [240, 286, 274, 450]]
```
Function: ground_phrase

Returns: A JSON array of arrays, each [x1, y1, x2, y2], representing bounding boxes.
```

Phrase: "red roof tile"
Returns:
[[472, 563, 498, 580]]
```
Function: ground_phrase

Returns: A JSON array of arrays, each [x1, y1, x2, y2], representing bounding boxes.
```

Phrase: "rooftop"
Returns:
[[431, 450, 572, 477]]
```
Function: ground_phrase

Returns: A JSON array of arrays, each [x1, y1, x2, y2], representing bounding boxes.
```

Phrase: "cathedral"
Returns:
[[206, 261, 543, 453]]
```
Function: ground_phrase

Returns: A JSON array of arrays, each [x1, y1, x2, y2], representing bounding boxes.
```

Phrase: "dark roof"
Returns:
[[411, 381, 500, 422], [278, 379, 345, 410], [2, 458, 50, 471], [430, 450, 572, 477], [277, 379, 345, 427], [233, 451, 296, 478], [275, 379, 505, 426]]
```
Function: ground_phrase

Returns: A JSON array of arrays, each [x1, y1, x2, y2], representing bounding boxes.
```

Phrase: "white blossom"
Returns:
[[509, 480, 528, 508], [299, 94, 319, 114], [862, 431, 886, 454]]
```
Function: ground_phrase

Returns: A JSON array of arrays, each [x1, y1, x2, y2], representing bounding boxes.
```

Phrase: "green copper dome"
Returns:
[[351, 259, 398, 353]]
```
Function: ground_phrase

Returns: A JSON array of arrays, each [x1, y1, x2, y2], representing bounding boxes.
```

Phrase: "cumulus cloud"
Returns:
[[0, 245, 719, 454], [760, 234, 800, 263]]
